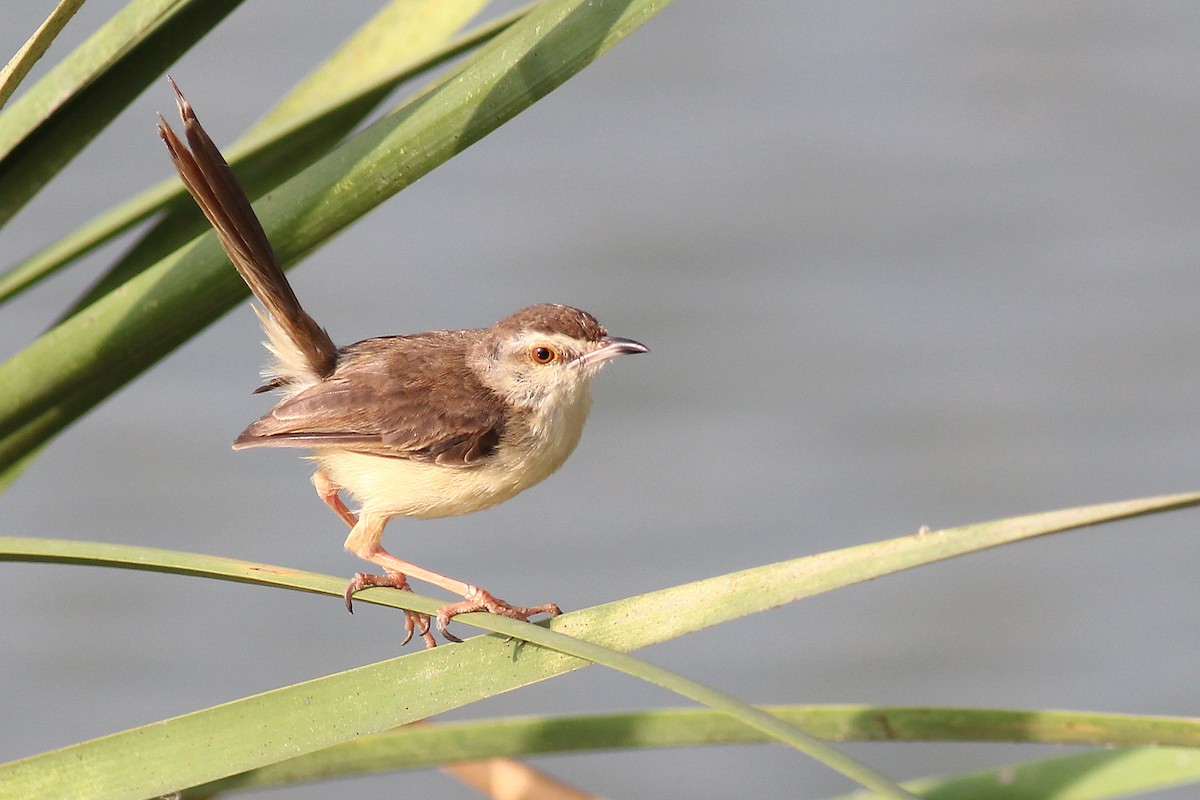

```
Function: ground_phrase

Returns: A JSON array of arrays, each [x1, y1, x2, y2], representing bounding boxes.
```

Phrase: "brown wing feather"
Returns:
[[233, 331, 504, 465]]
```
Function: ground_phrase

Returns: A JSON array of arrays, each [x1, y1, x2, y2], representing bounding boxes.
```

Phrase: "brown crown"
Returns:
[[494, 304, 607, 343]]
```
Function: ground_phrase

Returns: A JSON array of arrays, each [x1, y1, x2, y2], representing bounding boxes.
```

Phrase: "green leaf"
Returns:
[[0, 0, 86, 111], [3, 489, 1196, 799], [0, 0, 244, 227], [62, 0, 494, 317], [0, 540, 913, 799], [8, 489, 1196, 648], [185, 707, 1200, 796], [0, 0, 670, 482], [248, 0, 489, 135], [0, 4, 531, 309], [829, 748, 1200, 800]]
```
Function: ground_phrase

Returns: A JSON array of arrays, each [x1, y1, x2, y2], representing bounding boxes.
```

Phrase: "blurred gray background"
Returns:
[[3, 2, 1200, 797]]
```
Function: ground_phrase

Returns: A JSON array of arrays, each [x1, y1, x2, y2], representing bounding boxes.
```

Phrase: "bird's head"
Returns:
[[472, 304, 648, 411]]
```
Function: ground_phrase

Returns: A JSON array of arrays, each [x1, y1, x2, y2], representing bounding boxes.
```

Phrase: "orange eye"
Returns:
[[530, 345, 557, 364]]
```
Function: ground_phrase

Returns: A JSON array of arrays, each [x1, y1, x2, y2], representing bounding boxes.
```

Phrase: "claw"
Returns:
[[343, 572, 435, 648], [402, 610, 436, 648], [344, 571, 402, 613]]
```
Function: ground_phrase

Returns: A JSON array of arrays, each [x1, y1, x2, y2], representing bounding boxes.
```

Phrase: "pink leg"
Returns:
[[313, 470, 358, 528], [314, 470, 434, 648], [344, 511, 561, 645], [361, 546, 560, 644]]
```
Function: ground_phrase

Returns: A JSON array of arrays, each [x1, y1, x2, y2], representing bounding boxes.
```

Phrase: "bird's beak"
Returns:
[[579, 336, 649, 367]]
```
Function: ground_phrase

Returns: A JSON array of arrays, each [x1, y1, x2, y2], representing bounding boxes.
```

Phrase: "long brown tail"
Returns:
[[157, 77, 338, 383]]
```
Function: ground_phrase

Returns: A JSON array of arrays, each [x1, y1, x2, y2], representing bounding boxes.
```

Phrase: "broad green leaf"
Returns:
[[0, 0, 670, 480], [0, 545, 911, 799], [249, 0, 488, 135], [0, 5, 531, 309], [187, 707, 1200, 796], [6, 490, 1196, 651], [64, 0, 492, 317], [3, 489, 1196, 799], [0, 0, 243, 226]]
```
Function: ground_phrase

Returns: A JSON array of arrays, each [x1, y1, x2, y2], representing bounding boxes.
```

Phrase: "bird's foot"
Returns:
[[435, 587, 562, 643], [344, 572, 436, 648]]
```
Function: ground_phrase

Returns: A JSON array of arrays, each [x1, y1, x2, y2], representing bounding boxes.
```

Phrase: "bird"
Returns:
[[157, 79, 647, 647]]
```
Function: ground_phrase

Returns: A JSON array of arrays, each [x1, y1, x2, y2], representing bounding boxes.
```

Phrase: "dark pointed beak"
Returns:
[[580, 336, 649, 366]]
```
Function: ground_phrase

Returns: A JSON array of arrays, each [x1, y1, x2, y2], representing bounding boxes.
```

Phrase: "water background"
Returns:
[[3, 3, 1200, 797]]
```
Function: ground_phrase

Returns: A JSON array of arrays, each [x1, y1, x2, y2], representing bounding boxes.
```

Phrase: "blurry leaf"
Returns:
[[0, 0, 667, 482], [0, 0, 86, 110], [0, 0, 244, 226], [187, 706, 1200, 796], [830, 748, 1200, 800], [65, 0, 493, 315], [0, 4, 531, 308]]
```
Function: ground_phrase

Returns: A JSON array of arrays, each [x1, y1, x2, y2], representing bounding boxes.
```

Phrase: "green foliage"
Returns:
[[4, 492, 1200, 797], [1, 3, 1197, 799]]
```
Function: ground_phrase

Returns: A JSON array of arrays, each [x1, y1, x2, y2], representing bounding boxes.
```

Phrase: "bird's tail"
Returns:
[[157, 77, 338, 390]]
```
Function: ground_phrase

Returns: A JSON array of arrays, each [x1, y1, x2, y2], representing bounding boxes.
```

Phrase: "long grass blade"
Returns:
[[0, 0, 670, 482], [0, 0, 244, 226], [7, 490, 1196, 649], [0, 4, 532, 308], [4, 489, 1197, 799], [0, 0, 86, 111], [184, 707, 1200, 796], [827, 748, 1200, 800], [0, 550, 914, 799], [63, 0, 496, 316]]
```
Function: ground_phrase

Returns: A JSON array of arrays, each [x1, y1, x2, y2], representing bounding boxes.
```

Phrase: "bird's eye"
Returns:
[[529, 345, 557, 364]]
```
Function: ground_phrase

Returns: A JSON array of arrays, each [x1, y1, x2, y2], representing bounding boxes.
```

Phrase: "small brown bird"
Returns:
[[158, 79, 647, 647]]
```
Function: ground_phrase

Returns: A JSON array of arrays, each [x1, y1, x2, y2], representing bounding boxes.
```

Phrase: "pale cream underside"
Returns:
[[310, 385, 594, 520]]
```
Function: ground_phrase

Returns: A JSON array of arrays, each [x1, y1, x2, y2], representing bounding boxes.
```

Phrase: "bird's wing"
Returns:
[[233, 333, 504, 466]]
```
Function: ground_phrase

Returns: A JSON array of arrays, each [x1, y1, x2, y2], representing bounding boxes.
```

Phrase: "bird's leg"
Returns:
[[343, 508, 560, 645], [315, 471, 434, 648], [313, 469, 358, 528], [362, 549, 562, 644]]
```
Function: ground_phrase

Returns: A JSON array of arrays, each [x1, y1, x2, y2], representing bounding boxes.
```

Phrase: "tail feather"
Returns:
[[157, 77, 338, 386]]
